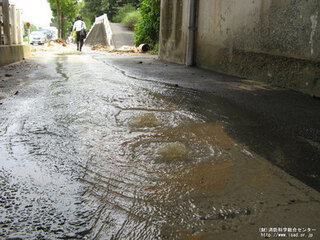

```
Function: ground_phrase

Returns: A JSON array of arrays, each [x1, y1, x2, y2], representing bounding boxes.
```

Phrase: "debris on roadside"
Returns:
[[91, 44, 111, 51], [91, 44, 145, 54], [55, 38, 67, 47], [118, 45, 138, 53], [31, 41, 74, 53]]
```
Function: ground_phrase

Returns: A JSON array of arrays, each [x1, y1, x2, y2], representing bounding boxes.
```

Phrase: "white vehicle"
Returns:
[[30, 31, 48, 45]]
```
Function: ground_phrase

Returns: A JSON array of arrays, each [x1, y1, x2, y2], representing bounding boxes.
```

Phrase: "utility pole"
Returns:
[[26, 22, 30, 44]]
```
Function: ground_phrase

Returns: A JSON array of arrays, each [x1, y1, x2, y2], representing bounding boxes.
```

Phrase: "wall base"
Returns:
[[0, 44, 31, 67], [196, 48, 320, 96]]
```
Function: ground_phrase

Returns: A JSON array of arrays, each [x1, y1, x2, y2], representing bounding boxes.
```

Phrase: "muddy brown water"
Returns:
[[0, 53, 319, 239]]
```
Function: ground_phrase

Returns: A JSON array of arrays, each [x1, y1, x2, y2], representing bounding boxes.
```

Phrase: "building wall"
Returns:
[[0, 2, 29, 67], [159, 0, 189, 64], [159, 0, 320, 95]]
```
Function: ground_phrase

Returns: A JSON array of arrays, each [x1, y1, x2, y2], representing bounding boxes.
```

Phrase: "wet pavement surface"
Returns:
[[109, 23, 135, 49], [0, 50, 319, 239], [101, 54, 320, 191]]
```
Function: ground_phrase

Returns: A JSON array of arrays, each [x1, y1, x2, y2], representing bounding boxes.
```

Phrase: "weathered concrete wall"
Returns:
[[0, 44, 31, 66], [159, 0, 189, 64], [159, 0, 320, 95], [85, 23, 108, 46]]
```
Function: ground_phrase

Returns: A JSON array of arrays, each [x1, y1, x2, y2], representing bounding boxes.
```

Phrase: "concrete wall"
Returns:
[[159, 0, 189, 64], [159, 0, 320, 95], [85, 23, 108, 46], [0, 44, 31, 66], [0, 2, 28, 67]]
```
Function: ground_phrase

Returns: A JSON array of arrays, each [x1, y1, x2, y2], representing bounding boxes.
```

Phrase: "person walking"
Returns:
[[70, 16, 86, 52]]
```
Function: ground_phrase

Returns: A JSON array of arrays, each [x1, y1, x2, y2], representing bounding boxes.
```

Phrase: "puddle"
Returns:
[[129, 112, 161, 127], [56, 58, 69, 81], [251, 166, 280, 186], [157, 123, 235, 149], [156, 141, 188, 161], [173, 162, 235, 191]]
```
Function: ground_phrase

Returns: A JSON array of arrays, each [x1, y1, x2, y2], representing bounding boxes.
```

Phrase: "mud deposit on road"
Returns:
[[0, 53, 319, 239]]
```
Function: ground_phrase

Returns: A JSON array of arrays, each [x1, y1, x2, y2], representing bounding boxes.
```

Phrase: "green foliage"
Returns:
[[122, 11, 141, 29], [82, 16, 92, 31], [149, 43, 158, 55], [113, 4, 136, 22], [134, 0, 160, 46], [23, 22, 37, 37], [82, 0, 108, 23], [47, 0, 78, 38], [81, 0, 140, 24]]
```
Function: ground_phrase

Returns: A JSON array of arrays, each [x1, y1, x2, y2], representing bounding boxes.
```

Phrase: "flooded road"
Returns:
[[0, 51, 319, 239]]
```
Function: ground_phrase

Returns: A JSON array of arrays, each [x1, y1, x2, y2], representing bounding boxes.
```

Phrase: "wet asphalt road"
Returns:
[[0, 50, 319, 239], [103, 54, 320, 191], [109, 23, 135, 49]]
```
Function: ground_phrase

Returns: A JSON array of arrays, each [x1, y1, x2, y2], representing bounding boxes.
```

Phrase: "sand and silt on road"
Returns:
[[0, 48, 319, 239]]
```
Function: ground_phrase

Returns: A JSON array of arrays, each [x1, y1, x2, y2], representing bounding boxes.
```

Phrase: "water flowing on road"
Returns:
[[0, 52, 319, 239]]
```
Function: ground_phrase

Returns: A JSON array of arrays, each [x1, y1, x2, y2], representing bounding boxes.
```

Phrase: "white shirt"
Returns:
[[73, 20, 86, 32]]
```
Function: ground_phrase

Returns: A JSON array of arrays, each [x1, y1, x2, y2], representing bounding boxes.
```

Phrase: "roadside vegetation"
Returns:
[[122, 11, 141, 29], [23, 22, 37, 35], [111, 4, 141, 30], [81, 0, 139, 24], [134, 0, 160, 53], [112, 4, 136, 23], [47, 0, 79, 39], [23, 22, 37, 42], [47, 0, 161, 54], [80, 0, 160, 52]]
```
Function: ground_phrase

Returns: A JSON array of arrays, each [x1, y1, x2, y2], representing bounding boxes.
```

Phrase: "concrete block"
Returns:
[[0, 44, 31, 67]]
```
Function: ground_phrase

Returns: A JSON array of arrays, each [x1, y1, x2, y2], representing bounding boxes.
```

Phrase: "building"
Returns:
[[159, 0, 320, 96], [0, 0, 30, 66]]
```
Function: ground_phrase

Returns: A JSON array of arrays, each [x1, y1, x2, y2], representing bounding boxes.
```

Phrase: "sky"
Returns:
[[10, 0, 53, 29]]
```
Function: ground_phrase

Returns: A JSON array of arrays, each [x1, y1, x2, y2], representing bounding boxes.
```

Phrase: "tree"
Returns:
[[77, 0, 92, 30], [134, 0, 160, 46], [47, 0, 78, 39], [81, 0, 140, 24]]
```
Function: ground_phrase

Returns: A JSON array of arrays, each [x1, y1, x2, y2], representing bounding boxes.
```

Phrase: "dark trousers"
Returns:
[[76, 31, 84, 51]]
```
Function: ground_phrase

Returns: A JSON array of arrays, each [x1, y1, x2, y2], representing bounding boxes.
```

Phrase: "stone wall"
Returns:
[[159, 0, 320, 95]]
